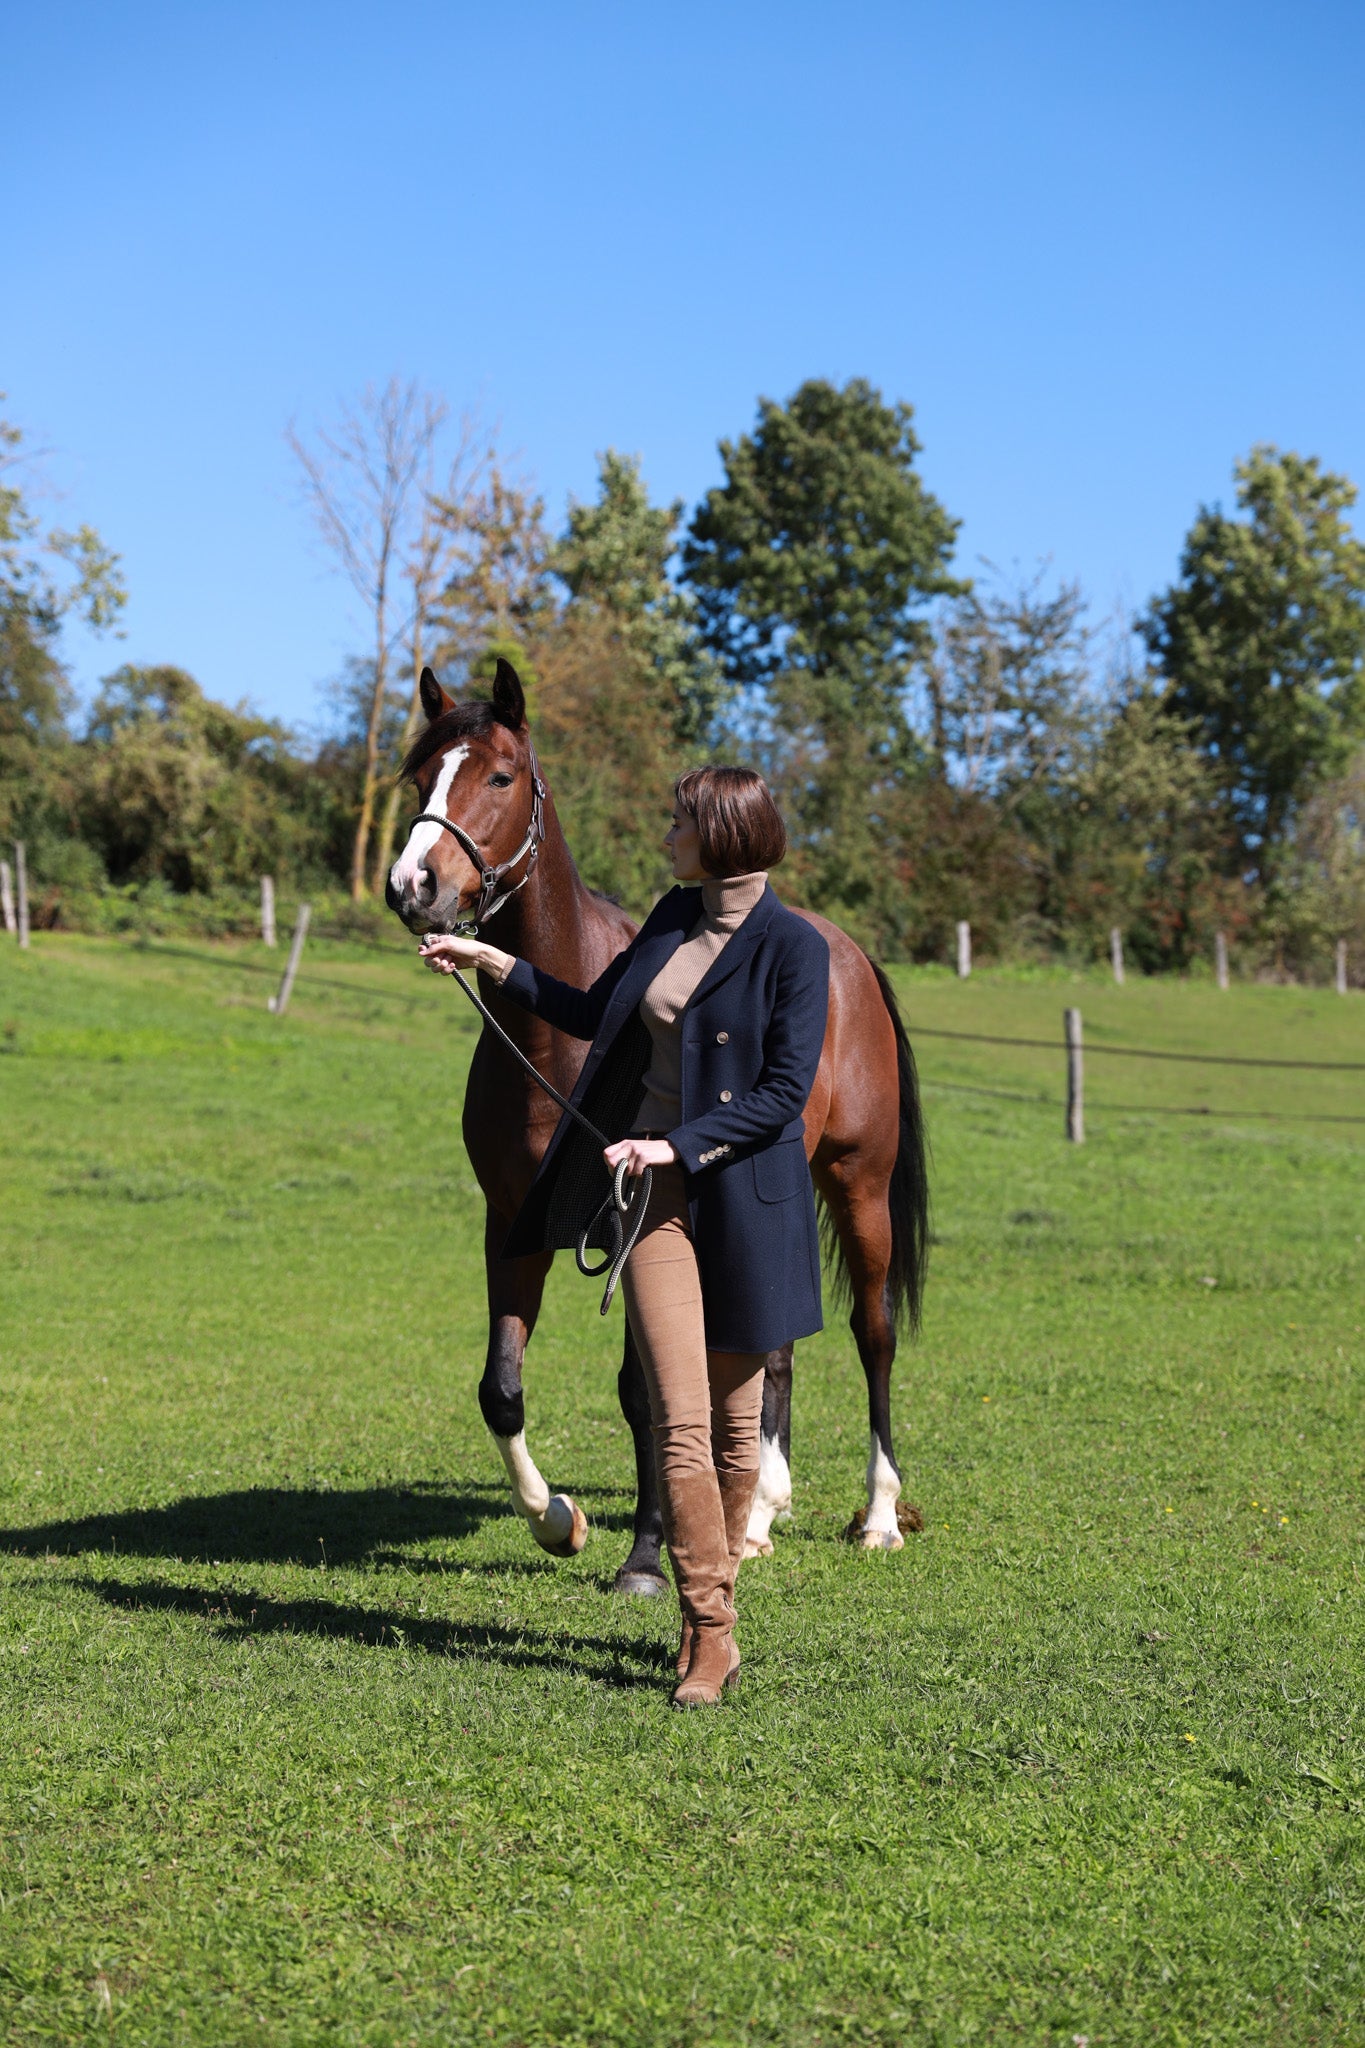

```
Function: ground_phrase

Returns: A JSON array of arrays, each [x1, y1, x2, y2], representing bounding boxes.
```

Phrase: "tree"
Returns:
[[288, 379, 446, 900], [683, 378, 962, 740], [0, 399, 126, 848], [425, 463, 555, 700], [78, 665, 322, 892], [1141, 446, 1365, 873], [919, 569, 1095, 799], [1060, 685, 1236, 969], [367, 419, 492, 893], [681, 379, 963, 948], [552, 450, 722, 742]]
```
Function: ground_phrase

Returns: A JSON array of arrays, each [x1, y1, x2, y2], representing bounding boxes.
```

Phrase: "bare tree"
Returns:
[[367, 419, 493, 894], [920, 566, 1095, 802], [288, 379, 447, 900]]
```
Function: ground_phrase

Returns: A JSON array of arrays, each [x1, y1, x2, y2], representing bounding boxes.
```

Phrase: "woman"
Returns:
[[420, 767, 830, 1708]]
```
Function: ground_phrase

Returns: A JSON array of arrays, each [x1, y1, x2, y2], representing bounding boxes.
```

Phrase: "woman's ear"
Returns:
[[491, 657, 526, 731], [419, 666, 456, 722]]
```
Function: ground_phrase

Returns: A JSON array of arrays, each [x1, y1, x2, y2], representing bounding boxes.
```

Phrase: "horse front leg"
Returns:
[[478, 1213, 587, 1558], [745, 1343, 794, 1557], [611, 1324, 668, 1597]]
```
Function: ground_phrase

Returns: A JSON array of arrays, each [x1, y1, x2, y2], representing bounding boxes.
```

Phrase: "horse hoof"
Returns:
[[613, 1568, 669, 1598], [743, 1536, 774, 1560], [532, 1494, 588, 1557], [843, 1502, 924, 1545]]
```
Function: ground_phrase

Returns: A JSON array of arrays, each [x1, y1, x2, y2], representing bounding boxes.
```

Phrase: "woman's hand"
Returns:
[[418, 934, 514, 981], [603, 1136, 676, 1179]]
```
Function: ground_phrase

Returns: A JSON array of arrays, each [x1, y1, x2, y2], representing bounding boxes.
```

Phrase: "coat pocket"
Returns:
[[751, 1136, 809, 1204]]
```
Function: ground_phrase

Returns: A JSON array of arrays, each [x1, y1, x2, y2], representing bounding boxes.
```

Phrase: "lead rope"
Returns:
[[446, 962, 652, 1315]]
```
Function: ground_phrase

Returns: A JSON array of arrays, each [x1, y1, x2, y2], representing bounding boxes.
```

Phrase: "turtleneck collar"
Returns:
[[699, 870, 768, 931]]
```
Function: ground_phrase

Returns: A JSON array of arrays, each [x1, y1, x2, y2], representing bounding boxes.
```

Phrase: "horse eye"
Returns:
[[489, 772, 514, 789]]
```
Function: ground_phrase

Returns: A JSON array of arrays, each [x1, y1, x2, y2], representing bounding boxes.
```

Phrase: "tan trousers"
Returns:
[[621, 1165, 765, 1481]]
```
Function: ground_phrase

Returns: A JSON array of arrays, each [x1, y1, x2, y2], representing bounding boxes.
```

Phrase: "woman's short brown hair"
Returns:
[[675, 766, 787, 877]]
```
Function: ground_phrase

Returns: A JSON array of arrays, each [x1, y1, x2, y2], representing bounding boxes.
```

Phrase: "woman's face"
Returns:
[[665, 805, 706, 882]]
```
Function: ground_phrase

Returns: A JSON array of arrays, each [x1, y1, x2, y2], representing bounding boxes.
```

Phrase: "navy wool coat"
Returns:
[[498, 883, 830, 1353]]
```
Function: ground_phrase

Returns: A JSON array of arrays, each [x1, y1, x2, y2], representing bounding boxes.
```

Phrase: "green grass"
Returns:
[[1, 932, 1363, 2046]]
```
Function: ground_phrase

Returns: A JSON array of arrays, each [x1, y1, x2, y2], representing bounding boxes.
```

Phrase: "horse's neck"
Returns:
[[490, 799, 613, 989]]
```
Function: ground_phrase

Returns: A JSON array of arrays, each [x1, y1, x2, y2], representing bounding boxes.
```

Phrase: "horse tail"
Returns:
[[870, 961, 931, 1333]]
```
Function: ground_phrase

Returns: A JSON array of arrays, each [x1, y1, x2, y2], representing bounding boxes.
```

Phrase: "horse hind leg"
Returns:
[[479, 1222, 587, 1557], [827, 1175, 910, 1552], [745, 1343, 794, 1557]]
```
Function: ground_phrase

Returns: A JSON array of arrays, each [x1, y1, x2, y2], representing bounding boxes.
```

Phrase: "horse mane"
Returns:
[[400, 701, 502, 783]]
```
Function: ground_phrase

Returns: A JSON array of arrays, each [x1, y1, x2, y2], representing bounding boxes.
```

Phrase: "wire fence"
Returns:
[[913, 1018, 1364, 1134]]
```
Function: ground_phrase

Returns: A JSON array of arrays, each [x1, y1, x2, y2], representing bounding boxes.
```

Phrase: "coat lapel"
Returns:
[[685, 884, 779, 1009], [595, 892, 698, 1035]]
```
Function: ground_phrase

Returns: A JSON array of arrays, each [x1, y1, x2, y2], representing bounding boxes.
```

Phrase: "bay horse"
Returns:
[[385, 660, 928, 1592]]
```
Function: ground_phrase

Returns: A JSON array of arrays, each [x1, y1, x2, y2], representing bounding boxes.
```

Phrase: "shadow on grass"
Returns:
[[74, 1573, 672, 1688], [0, 1480, 547, 1571]]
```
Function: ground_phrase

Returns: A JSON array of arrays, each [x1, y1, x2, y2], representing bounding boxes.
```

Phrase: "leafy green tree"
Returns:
[[1141, 447, 1365, 872], [0, 400, 126, 847], [683, 378, 962, 739], [552, 450, 722, 741], [681, 379, 963, 947], [79, 665, 323, 892]]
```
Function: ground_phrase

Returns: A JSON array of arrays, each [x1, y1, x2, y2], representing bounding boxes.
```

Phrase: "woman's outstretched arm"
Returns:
[[418, 891, 680, 1042]]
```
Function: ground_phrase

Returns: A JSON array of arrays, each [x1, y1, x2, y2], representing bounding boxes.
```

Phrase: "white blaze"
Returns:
[[389, 745, 468, 895]]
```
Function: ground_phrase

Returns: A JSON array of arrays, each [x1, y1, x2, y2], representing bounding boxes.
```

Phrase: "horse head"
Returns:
[[385, 657, 539, 934]]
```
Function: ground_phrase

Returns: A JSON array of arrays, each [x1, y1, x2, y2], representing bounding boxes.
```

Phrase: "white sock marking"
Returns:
[[389, 744, 468, 895], [745, 1430, 792, 1551], [493, 1429, 575, 1546], [863, 1434, 902, 1540]]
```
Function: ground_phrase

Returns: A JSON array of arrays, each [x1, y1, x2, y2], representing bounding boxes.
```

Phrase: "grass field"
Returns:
[[1, 930, 1362, 2046]]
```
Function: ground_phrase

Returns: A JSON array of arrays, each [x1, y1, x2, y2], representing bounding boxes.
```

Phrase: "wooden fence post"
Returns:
[[0, 860, 14, 937], [14, 841, 29, 950], [1064, 1007, 1084, 1144], [1337, 940, 1348, 996], [268, 903, 310, 1015], [1110, 927, 1125, 986], [1215, 930, 1229, 990], [956, 921, 972, 978], [261, 874, 276, 948]]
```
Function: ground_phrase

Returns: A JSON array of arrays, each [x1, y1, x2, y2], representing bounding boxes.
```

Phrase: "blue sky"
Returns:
[[6, 0, 1363, 732]]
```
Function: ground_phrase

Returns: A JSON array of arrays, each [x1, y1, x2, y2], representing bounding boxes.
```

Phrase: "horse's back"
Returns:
[[791, 906, 900, 1171]]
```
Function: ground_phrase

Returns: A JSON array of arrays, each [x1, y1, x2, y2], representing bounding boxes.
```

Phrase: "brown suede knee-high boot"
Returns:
[[663, 1468, 739, 1708], [676, 1467, 759, 1678]]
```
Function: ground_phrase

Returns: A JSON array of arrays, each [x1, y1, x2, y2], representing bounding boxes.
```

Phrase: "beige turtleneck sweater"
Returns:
[[634, 872, 768, 1135]]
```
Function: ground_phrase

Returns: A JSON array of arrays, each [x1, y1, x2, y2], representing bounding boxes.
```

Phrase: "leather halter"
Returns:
[[404, 745, 547, 929]]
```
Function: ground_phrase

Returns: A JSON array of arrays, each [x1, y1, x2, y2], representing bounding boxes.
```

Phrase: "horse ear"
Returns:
[[419, 666, 455, 722], [491, 657, 526, 731]]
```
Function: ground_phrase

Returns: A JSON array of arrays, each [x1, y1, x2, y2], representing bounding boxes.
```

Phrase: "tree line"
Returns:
[[4, 378, 1364, 976]]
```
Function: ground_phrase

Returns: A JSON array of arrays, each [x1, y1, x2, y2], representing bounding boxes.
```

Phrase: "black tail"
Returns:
[[872, 962, 931, 1332], [816, 961, 931, 1333]]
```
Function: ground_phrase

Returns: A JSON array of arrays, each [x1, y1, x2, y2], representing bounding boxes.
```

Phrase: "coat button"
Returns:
[[719, 1089, 732, 1102], [716, 1030, 729, 1044]]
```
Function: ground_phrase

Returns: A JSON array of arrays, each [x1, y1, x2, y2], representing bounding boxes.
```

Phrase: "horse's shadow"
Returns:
[[0, 1479, 629, 1574], [68, 1574, 672, 1686]]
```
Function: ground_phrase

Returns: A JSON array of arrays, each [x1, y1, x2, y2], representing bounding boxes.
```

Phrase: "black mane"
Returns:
[[400, 702, 500, 784]]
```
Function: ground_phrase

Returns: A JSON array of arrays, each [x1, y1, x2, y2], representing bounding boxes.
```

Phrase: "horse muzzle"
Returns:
[[384, 867, 474, 934]]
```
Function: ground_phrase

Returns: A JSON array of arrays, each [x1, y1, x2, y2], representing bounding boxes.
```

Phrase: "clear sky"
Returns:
[[6, 0, 1364, 732]]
